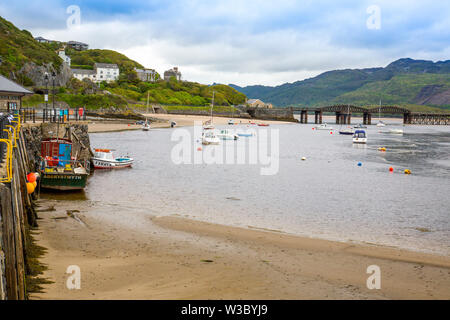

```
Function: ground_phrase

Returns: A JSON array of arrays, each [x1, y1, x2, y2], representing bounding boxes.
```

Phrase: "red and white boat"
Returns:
[[92, 149, 134, 169], [258, 123, 270, 127]]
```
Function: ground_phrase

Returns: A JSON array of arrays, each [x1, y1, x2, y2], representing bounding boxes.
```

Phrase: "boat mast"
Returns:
[[211, 91, 215, 123]]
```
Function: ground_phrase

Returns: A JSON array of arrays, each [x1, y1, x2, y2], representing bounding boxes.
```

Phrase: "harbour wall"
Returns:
[[0, 122, 38, 300], [0, 121, 92, 300]]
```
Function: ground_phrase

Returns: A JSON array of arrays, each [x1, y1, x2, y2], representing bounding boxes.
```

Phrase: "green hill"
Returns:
[[230, 59, 450, 111], [0, 16, 62, 85], [67, 48, 144, 72]]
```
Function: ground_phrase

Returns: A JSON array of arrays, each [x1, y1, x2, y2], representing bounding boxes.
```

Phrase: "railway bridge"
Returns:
[[289, 105, 450, 125]]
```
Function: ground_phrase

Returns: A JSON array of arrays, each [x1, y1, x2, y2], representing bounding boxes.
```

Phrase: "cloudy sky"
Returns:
[[1, 0, 449, 86]]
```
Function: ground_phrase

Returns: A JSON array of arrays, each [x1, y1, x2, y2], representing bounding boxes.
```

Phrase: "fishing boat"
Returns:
[[217, 129, 238, 140], [40, 138, 90, 191], [339, 127, 355, 135], [228, 119, 237, 125], [389, 128, 404, 134], [353, 130, 367, 144], [92, 149, 134, 169], [202, 130, 220, 145], [315, 123, 333, 130]]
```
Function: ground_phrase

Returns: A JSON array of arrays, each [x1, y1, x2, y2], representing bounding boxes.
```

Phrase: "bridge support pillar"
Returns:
[[300, 110, 308, 124], [335, 112, 341, 124], [347, 114, 351, 124], [368, 113, 372, 125]]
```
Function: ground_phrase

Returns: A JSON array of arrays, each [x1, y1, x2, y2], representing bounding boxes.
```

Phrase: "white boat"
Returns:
[[228, 119, 236, 125], [237, 130, 254, 137], [315, 123, 333, 130], [93, 149, 134, 169], [353, 130, 367, 144], [202, 130, 220, 145], [203, 91, 216, 130], [376, 102, 386, 127], [217, 129, 238, 140], [389, 128, 404, 134], [339, 127, 354, 135], [142, 119, 150, 131]]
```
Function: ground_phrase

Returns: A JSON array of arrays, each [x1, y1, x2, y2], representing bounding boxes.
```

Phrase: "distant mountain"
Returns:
[[230, 58, 450, 110]]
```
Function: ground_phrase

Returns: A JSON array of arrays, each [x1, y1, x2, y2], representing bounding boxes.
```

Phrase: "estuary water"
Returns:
[[44, 120, 450, 256]]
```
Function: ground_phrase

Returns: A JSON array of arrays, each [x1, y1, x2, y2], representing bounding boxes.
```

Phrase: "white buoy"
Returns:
[[301, 157, 306, 161]]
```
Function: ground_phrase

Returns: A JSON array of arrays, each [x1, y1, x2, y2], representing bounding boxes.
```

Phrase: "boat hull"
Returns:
[[40, 172, 88, 191], [353, 138, 367, 144], [93, 158, 134, 169], [339, 131, 354, 135]]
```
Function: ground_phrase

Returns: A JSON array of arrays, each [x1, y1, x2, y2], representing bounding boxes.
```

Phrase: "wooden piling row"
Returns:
[[0, 127, 36, 300]]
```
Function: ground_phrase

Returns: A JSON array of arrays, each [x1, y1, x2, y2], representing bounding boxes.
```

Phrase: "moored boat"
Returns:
[[40, 138, 90, 191], [353, 130, 367, 144], [258, 123, 270, 127], [389, 128, 404, 134], [315, 123, 333, 130], [92, 149, 134, 169], [339, 127, 354, 135], [202, 130, 220, 145], [142, 119, 150, 131], [217, 129, 238, 140]]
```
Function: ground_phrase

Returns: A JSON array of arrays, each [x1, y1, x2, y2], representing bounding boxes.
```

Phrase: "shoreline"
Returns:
[[31, 205, 450, 299]]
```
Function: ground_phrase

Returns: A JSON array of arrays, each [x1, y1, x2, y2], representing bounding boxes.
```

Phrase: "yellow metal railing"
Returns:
[[0, 138, 13, 183], [6, 125, 18, 148]]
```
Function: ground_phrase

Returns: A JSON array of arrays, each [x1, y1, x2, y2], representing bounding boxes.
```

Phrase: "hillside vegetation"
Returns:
[[231, 59, 450, 112], [0, 16, 62, 85]]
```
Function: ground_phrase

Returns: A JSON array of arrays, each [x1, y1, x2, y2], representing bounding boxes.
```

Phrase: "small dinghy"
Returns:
[[217, 129, 238, 140], [93, 149, 134, 169], [339, 127, 354, 135], [237, 131, 254, 137], [202, 130, 220, 145], [389, 129, 404, 134], [315, 123, 333, 130]]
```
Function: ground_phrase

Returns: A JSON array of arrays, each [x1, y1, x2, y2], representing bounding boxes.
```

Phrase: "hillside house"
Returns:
[[67, 41, 89, 51], [164, 67, 182, 81], [0, 75, 33, 111], [135, 68, 157, 82], [247, 99, 273, 108], [72, 63, 120, 83], [58, 50, 71, 66]]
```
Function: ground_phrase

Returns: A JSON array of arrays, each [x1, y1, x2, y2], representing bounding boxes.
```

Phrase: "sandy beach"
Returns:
[[31, 202, 450, 300]]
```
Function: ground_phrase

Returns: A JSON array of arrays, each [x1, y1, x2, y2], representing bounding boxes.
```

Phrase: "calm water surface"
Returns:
[[43, 120, 450, 255]]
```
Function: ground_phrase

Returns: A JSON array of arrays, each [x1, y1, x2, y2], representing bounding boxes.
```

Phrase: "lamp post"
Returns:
[[52, 71, 56, 122]]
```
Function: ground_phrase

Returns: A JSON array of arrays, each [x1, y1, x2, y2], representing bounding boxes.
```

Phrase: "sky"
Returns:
[[1, 0, 449, 86]]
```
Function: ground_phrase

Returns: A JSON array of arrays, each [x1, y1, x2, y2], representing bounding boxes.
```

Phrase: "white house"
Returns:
[[71, 63, 120, 83], [58, 50, 71, 67]]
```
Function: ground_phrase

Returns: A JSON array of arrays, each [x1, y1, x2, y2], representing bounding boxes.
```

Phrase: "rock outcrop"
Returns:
[[20, 62, 73, 87]]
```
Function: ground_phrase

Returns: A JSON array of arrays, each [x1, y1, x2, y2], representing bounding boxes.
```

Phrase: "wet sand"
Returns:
[[31, 202, 450, 300]]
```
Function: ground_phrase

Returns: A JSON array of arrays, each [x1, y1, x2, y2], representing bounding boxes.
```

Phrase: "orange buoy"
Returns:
[[389, 167, 394, 172], [26, 183, 35, 194], [27, 172, 37, 183]]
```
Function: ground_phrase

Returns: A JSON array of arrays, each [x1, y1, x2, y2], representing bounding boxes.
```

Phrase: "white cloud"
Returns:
[[1, 0, 449, 86]]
